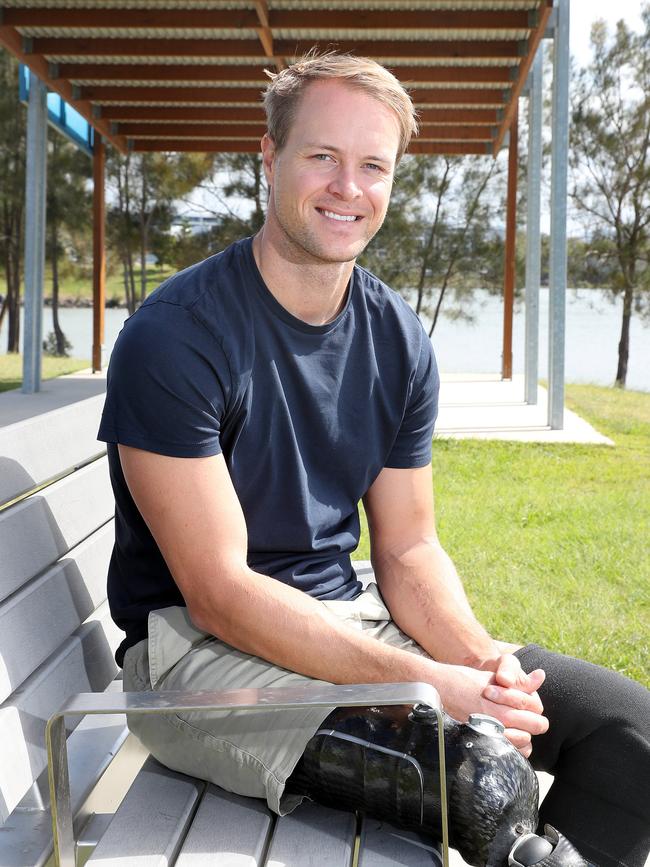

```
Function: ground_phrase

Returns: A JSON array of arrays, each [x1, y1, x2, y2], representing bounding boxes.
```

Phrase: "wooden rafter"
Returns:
[[97, 105, 503, 124], [28, 37, 524, 61], [0, 23, 127, 152], [78, 85, 509, 106], [492, 2, 552, 154], [55, 62, 513, 86], [2, 8, 536, 31], [132, 138, 491, 155], [117, 121, 494, 141]]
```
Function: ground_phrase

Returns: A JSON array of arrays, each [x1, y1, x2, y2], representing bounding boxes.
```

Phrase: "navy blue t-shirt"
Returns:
[[98, 237, 439, 665]]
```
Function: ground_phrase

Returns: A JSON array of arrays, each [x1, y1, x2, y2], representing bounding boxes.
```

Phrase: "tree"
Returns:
[[361, 154, 504, 336], [0, 52, 26, 353], [107, 150, 214, 313], [570, 10, 650, 387], [45, 133, 92, 355]]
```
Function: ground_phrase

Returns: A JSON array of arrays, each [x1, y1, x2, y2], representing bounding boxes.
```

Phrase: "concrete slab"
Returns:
[[436, 374, 613, 445], [0, 368, 106, 428], [0, 369, 613, 445]]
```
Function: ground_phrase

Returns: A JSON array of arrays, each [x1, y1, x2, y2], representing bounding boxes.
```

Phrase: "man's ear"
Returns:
[[260, 133, 277, 185]]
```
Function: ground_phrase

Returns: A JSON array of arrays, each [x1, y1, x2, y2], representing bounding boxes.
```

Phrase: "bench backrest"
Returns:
[[0, 389, 120, 823]]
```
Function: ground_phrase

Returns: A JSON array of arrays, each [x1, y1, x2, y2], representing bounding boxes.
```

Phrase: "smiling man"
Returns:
[[98, 54, 649, 867]]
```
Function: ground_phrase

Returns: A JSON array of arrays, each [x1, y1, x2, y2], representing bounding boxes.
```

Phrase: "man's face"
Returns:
[[261, 79, 401, 265]]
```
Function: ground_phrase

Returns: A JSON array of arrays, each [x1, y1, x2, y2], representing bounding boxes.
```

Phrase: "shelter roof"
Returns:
[[0, 0, 552, 155]]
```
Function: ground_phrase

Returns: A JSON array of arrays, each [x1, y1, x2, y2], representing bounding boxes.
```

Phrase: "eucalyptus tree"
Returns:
[[0, 51, 26, 353], [570, 10, 650, 387]]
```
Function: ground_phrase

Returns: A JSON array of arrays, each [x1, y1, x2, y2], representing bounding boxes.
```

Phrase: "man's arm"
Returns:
[[364, 463, 547, 754], [119, 446, 546, 755], [118, 445, 446, 687]]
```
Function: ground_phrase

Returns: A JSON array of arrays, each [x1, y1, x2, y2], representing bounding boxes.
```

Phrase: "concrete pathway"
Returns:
[[1, 369, 612, 445], [436, 374, 613, 445]]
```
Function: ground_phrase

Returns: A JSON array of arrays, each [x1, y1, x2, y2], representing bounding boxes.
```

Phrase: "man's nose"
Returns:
[[327, 167, 363, 201]]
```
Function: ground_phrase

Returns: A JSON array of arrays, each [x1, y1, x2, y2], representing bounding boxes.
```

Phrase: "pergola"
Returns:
[[0, 0, 569, 427]]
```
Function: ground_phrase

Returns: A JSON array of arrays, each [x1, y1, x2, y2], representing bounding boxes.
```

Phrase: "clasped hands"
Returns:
[[437, 652, 547, 758], [479, 653, 547, 758]]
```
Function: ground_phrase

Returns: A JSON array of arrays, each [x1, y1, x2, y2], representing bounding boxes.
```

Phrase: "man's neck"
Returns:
[[252, 227, 355, 327]]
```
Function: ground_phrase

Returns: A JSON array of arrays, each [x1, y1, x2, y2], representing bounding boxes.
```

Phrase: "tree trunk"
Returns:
[[5, 220, 21, 353], [50, 217, 67, 355], [615, 283, 634, 387]]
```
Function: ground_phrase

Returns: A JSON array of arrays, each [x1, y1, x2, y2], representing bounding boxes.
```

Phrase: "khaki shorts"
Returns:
[[122, 582, 427, 816]]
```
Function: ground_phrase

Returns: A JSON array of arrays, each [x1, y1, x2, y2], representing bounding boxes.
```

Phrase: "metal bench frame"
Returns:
[[47, 682, 449, 867]]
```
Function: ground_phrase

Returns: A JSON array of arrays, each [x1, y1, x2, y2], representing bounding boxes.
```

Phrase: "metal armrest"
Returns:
[[47, 681, 448, 867]]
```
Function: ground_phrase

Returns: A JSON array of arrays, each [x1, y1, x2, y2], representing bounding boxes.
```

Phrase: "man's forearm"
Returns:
[[187, 561, 440, 687], [372, 536, 501, 669]]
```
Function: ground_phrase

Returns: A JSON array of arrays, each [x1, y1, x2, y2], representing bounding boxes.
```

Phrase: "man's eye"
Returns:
[[364, 163, 383, 172], [313, 153, 333, 161]]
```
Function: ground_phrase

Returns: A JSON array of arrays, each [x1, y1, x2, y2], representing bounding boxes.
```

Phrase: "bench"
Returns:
[[0, 380, 449, 867]]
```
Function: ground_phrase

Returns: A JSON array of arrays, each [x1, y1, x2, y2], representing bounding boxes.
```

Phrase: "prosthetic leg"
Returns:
[[286, 704, 588, 867]]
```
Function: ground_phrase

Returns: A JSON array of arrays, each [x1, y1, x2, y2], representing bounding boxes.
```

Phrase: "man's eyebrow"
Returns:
[[303, 142, 393, 165]]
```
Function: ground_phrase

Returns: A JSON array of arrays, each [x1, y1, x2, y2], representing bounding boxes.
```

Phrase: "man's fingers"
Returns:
[[483, 684, 544, 715], [504, 728, 532, 758], [494, 655, 546, 694]]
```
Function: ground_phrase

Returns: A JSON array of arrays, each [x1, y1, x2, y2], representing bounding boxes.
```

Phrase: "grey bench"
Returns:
[[0, 386, 447, 867]]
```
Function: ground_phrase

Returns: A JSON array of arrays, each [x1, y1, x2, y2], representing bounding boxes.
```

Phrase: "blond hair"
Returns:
[[262, 51, 418, 162]]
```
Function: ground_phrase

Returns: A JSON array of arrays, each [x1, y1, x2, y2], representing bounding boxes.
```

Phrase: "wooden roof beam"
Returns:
[[116, 121, 494, 141], [98, 105, 266, 121], [133, 139, 491, 155], [78, 85, 509, 105], [52, 63, 272, 83], [28, 37, 524, 61], [1, 8, 536, 31], [0, 23, 127, 153], [98, 105, 502, 125], [118, 122, 267, 138], [53, 61, 513, 86], [76, 85, 266, 102], [493, 1, 553, 154]]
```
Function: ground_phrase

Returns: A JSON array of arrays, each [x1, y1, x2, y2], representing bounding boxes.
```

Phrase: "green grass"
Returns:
[[0, 265, 175, 305], [357, 384, 650, 686], [0, 353, 90, 392]]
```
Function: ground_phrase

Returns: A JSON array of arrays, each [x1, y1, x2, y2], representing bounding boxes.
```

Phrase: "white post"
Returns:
[[22, 73, 48, 394], [548, 0, 570, 428], [525, 47, 544, 405]]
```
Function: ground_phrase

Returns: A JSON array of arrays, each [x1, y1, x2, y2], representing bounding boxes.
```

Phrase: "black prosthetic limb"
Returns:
[[286, 705, 588, 867]]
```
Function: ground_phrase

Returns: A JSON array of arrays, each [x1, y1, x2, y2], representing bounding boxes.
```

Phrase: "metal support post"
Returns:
[[92, 135, 106, 373], [524, 47, 544, 405], [22, 73, 48, 394], [548, 0, 570, 428], [502, 105, 518, 381]]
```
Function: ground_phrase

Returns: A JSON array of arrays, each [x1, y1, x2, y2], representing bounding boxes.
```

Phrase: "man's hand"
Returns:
[[435, 660, 548, 759]]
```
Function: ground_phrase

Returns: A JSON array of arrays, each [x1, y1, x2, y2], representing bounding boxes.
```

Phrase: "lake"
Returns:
[[2, 287, 649, 393]]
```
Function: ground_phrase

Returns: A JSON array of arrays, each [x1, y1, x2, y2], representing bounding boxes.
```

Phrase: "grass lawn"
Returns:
[[0, 265, 175, 305], [0, 353, 90, 393], [357, 384, 650, 687]]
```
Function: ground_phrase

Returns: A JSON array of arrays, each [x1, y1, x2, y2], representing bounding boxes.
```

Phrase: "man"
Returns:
[[98, 54, 649, 867]]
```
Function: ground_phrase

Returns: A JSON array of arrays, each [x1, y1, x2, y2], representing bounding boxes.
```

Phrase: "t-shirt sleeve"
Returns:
[[385, 327, 439, 468], [97, 300, 229, 458]]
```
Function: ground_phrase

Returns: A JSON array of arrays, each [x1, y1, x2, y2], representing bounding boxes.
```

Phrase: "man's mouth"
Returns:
[[316, 208, 361, 222]]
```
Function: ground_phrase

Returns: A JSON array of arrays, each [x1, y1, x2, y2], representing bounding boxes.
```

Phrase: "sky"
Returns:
[[570, 0, 644, 67]]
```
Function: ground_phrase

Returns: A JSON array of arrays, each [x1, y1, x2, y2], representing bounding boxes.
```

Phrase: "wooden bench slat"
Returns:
[[0, 713, 128, 867], [0, 615, 118, 821], [0, 522, 114, 703], [265, 801, 357, 867], [359, 817, 443, 866], [0, 393, 106, 507], [86, 756, 205, 867], [175, 785, 273, 866], [0, 457, 113, 604]]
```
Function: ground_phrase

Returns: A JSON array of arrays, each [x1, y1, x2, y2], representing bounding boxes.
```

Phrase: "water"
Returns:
[[1, 288, 649, 392]]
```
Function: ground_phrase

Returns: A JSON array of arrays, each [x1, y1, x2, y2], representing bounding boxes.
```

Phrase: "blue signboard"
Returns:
[[19, 64, 94, 155]]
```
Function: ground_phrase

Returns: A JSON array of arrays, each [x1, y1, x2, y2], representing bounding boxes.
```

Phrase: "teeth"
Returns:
[[321, 209, 357, 222]]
